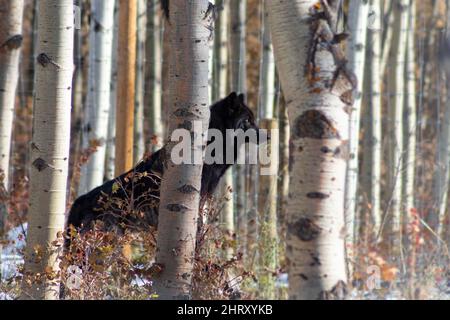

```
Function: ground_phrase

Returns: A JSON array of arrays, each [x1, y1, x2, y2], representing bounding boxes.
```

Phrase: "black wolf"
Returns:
[[66, 92, 257, 236]]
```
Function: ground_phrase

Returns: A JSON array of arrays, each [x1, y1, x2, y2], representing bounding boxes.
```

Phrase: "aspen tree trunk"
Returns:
[[257, 1, 278, 299], [344, 0, 369, 275], [21, 0, 73, 300], [402, 0, 416, 236], [366, 0, 383, 236], [115, 0, 137, 175], [213, 0, 234, 259], [105, 2, 119, 181], [145, 0, 163, 152], [435, 2, 450, 240], [161, 13, 171, 142], [134, 0, 146, 161], [78, 0, 115, 194], [0, 0, 24, 191], [384, 0, 408, 259], [229, 0, 249, 259], [153, 0, 212, 299], [267, 0, 351, 299], [277, 93, 290, 238]]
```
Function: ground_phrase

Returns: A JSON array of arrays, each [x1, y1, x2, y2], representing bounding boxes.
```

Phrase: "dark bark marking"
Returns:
[[37, 53, 60, 69], [293, 110, 340, 140], [0, 34, 23, 51], [173, 108, 195, 118], [32, 158, 49, 172], [289, 218, 321, 242], [166, 203, 189, 213], [307, 192, 329, 199], [178, 184, 199, 194]]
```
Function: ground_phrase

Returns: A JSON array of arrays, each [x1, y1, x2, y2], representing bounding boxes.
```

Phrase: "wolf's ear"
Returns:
[[227, 92, 238, 102], [238, 93, 245, 104], [225, 92, 239, 114]]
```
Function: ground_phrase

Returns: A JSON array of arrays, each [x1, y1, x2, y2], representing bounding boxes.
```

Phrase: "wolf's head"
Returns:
[[209, 92, 258, 136]]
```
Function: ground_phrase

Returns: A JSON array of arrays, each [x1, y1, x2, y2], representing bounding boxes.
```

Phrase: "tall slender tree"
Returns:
[[21, 0, 73, 300], [78, 0, 115, 194], [366, 0, 383, 238], [344, 0, 369, 273], [384, 0, 408, 259], [134, 0, 147, 162], [0, 0, 24, 191], [153, 0, 212, 299], [229, 0, 249, 258], [212, 0, 235, 258], [267, 0, 353, 299], [145, 0, 164, 152], [115, 0, 137, 175]]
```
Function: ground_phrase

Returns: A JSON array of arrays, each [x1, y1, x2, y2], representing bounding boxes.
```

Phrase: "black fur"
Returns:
[[66, 93, 257, 237]]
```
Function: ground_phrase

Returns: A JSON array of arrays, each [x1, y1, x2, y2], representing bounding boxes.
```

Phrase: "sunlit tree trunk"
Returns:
[[229, 0, 249, 259], [212, 0, 234, 259], [78, 0, 115, 194], [277, 92, 290, 239], [0, 0, 24, 191], [365, 0, 383, 238], [115, 0, 137, 175], [134, 0, 146, 161], [21, 0, 73, 300], [153, 0, 212, 299], [344, 0, 369, 276], [383, 0, 408, 260], [267, 0, 351, 299], [257, 1, 278, 299], [105, 1, 119, 181], [435, 1, 450, 241], [145, 0, 163, 152], [402, 0, 416, 236]]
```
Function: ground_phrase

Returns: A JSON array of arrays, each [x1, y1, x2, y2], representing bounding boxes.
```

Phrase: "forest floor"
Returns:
[[1, 224, 450, 300]]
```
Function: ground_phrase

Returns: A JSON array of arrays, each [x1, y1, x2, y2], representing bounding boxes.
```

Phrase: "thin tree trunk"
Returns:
[[145, 0, 163, 152], [78, 0, 115, 194], [213, 0, 234, 259], [256, 1, 278, 298], [134, 0, 146, 162], [403, 0, 417, 236], [383, 0, 408, 260], [344, 0, 369, 276], [105, 1, 119, 181], [229, 0, 249, 261], [435, 1, 450, 242], [21, 0, 73, 300], [153, 0, 212, 299], [267, 0, 351, 299], [115, 0, 137, 175], [277, 92, 290, 240], [0, 0, 24, 191], [366, 0, 383, 239]]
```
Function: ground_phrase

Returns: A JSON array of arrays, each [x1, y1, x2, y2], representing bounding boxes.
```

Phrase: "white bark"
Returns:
[[267, 0, 349, 299], [0, 0, 24, 191], [134, 0, 146, 161], [21, 0, 73, 300], [384, 0, 408, 255], [367, 0, 383, 235], [344, 0, 369, 271], [145, 0, 163, 152], [153, 0, 211, 299], [402, 0, 416, 234], [105, 1, 119, 181], [258, 0, 276, 120], [212, 0, 234, 258], [78, 0, 115, 194]]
